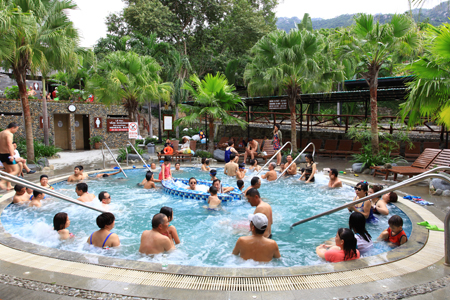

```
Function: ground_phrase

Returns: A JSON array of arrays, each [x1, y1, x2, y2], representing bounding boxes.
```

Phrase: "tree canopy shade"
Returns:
[[0, 0, 80, 161], [86, 51, 172, 122], [401, 23, 450, 129], [244, 23, 343, 149], [337, 13, 418, 154], [175, 73, 247, 153]]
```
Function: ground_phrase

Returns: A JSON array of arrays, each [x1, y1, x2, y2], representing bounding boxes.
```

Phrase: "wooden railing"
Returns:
[[228, 111, 445, 134]]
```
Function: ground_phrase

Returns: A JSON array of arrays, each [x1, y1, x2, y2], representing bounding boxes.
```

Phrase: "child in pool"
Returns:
[[206, 186, 221, 209], [237, 180, 244, 192], [53, 212, 74, 240], [236, 163, 246, 180], [378, 215, 407, 246], [158, 156, 172, 181], [209, 169, 217, 181], [160, 206, 180, 245], [349, 212, 373, 255], [29, 190, 44, 207], [201, 158, 210, 171]]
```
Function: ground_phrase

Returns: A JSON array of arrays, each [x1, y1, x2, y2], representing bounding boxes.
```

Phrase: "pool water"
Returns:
[[1, 167, 412, 268]]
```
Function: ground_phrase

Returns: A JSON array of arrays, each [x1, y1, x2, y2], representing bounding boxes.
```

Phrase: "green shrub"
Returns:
[[15, 138, 61, 160], [4, 86, 20, 99], [195, 150, 212, 158], [145, 137, 159, 144], [56, 85, 72, 100], [117, 146, 145, 161]]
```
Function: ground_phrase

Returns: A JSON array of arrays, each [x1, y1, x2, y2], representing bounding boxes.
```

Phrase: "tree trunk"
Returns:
[[369, 78, 379, 155], [148, 101, 153, 137], [208, 116, 215, 154], [158, 99, 162, 143], [42, 78, 49, 146], [14, 68, 35, 161], [175, 105, 179, 138], [287, 93, 297, 152]]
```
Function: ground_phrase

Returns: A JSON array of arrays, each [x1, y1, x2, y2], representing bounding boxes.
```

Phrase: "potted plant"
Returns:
[[89, 135, 103, 149]]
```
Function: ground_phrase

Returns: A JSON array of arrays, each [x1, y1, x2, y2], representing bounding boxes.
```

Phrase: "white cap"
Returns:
[[248, 213, 268, 230]]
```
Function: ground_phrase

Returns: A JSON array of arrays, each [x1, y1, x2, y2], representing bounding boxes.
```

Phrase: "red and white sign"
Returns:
[[107, 119, 130, 132], [94, 117, 102, 128], [39, 116, 50, 129], [128, 122, 138, 139]]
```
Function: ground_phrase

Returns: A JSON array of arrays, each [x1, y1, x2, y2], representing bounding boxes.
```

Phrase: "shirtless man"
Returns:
[[143, 172, 156, 189], [244, 177, 261, 196], [0, 123, 21, 190], [328, 168, 342, 188], [246, 188, 273, 238], [280, 155, 297, 176], [213, 178, 234, 193], [243, 138, 260, 163], [224, 153, 238, 177], [12, 184, 30, 204], [139, 213, 175, 255], [29, 190, 44, 208], [232, 213, 280, 262], [98, 191, 111, 206], [75, 183, 95, 202], [261, 163, 277, 182], [236, 163, 246, 180], [95, 170, 121, 178], [174, 163, 181, 171], [67, 165, 88, 182]]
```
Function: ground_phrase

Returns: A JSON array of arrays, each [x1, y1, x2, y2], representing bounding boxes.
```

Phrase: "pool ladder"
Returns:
[[255, 142, 293, 175], [126, 141, 152, 172], [276, 143, 316, 181], [102, 142, 127, 178]]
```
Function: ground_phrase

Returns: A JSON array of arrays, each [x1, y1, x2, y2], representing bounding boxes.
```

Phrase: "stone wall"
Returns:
[[0, 99, 129, 149]]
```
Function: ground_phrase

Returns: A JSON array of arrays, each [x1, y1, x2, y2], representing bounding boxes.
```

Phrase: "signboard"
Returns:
[[164, 115, 173, 131], [269, 99, 287, 110], [39, 117, 50, 129], [94, 117, 102, 129], [107, 119, 130, 132], [128, 122, 138, 139]]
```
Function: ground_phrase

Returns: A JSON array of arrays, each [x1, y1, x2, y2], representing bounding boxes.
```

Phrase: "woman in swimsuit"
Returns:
[[348, 182, 378, 223], [160, 206, 180, 245], [188, 177, 198, 190], [201, 158, 210, 171], [53, 212, 74, 240], [368, 185, 383, 214], [299, 154, 316, 183], [87, 212, 120, 249]]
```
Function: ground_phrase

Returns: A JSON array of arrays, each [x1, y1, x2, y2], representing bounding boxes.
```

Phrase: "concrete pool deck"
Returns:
[[0, 150, 449, 299]]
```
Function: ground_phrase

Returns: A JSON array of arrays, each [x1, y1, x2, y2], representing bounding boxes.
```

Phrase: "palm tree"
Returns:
[[337, 14, 418, 154], [401, 23, 450, 129], [244, 28, 343, 149], [87, 51, 172, 123], [175, 73, 247, 154], [0, 0, 80, 160]]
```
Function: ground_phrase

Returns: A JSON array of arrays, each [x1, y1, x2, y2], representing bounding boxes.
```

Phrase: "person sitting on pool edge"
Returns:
[[244, 177, 261, 196], [247, 188, 273, 238], [160, 206, 180, 245], [261, 163, 277, 182], [188, 177, 198, 190], [29, 190, 44, 207], [327, 168, 342, 188], [232, 213, 280, 262], [98, 191, 112, 206], [139, 213, 175, 255], [67, 165, 88, 182], [53, 212, 74, 240], [378, 215, 407, 246], [207, 186, 221, 209], [224, 140, 240, 163], [87, 212, 120, 249], [201, 158, 210, 171], [213, 178, 234, 193], [237, 180, 244, 191], [12, 184, 30, 204], [75, 183, 95, 203], [95, 170, 121, 178], [316, 228, 360, 263]]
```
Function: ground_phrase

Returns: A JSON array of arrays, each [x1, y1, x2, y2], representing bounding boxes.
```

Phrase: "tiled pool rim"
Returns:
[[0, 167, 444, 291], [161, 178, 242, 201]]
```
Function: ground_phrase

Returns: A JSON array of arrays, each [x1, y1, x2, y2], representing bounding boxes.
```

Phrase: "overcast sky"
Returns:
[[69, 0, 441, 48]]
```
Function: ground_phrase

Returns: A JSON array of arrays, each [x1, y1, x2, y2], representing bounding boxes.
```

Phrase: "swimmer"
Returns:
[[139, 213, 175, 255], [67, 165, 88, 182], [280, 155, 297, 175], [98, 191, 111, 206], [158, 156, 172, 181], [188, 177, 197, 190], [139, 171, 161, 187], [378, 215, 407, 246], [248, 159, 261, 172], [327, 168, 342, 188], [29, 190, 44, 207], [348, 182, 377, 223], [87, 212, 120, 248], [372, 188, 397, 216], [224, 153, 239, 176], [143, 172, 156, 189], [261, 163, 277, 182], [207, 186, 221, 209], [201, 158, 210, 171], [12, 184, 30, 204], [150, 162, 158, 171], [160, 206, 180, 245], [236, 163, 246, 180], [53, 212, 74, 240], [40, 175, 54, 190], [95, 170, 121, 178], [213, 178, 234, 193], [299, 154, 316, 183], [316, 228, 360, 263], [246, 188, 273, 238], [244, 177, 261, 196], [232, 213, 280, 262], [75, 183, 95, 203], [209, 169, 218, 181], [174, 162, 181, 171], [237, 180, 244, 192]]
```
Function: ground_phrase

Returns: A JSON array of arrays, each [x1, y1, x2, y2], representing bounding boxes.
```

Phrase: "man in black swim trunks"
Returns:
[[0, 123, 21, 190]]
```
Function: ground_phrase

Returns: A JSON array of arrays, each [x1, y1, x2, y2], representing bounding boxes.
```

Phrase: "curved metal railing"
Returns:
[[256, 142, 293, 175], [102, 142, 127, 178], [127, 141, 152, 172], [276, 142, 316, 180]]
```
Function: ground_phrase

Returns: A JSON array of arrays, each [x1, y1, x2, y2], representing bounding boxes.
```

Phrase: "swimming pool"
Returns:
[[1, 167, 412, 268]]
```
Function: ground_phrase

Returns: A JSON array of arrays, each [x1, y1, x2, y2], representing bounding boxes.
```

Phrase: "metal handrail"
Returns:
[[101, 144, 106, 169], [127, 141, 152, 172], [276, 142, 316, 180], [445, 208, 450, 266], [256, 142, 293, 175], [291, 167, 450, 228], [102, 142, 127, 178], [0, 171, 106, 213]]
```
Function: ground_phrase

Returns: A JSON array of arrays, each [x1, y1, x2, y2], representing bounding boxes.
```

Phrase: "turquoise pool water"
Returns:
[[1, 167, 412, 267]]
